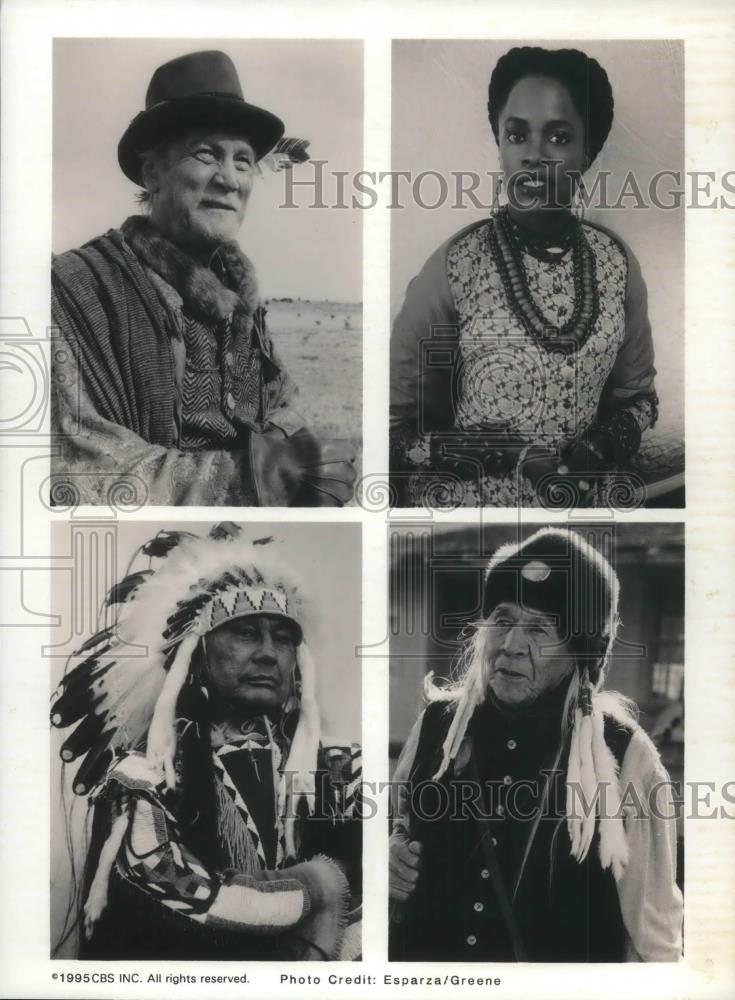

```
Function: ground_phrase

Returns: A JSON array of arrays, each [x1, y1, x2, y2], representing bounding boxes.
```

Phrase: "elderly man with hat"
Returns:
[[389, 527, 683, 962], [51, 525, 362, 959], [51, 50, 355, 506]]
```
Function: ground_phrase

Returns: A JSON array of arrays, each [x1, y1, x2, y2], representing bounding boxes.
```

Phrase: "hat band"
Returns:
[[147, 91, 247, 111]]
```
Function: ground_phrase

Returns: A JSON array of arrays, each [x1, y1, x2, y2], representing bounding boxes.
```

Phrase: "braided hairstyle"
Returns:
[[487, 46, 614, 165]]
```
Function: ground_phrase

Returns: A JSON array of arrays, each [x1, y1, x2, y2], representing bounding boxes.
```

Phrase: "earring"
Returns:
[[573, 178, 586, 222], [491, 175, 503, 218]]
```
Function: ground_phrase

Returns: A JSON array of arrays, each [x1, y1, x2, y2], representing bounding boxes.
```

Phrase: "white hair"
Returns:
[[134, 137, 174, 208], [423, 621, 489, 704], [425, 616, 638, 742]]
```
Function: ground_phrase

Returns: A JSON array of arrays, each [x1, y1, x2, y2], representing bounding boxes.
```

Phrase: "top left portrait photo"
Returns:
[[50, 38, 363, 508]]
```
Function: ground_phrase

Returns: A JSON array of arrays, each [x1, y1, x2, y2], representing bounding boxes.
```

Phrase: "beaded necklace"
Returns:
[[504, 210, 577, 264], [488, 207, 599, 353]]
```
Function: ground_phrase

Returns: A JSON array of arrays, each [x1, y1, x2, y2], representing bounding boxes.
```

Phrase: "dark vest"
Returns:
[[391, 693, 633, 962]]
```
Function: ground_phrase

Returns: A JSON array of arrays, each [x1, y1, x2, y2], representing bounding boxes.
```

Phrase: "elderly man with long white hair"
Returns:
[[389, 527, 682, 962]]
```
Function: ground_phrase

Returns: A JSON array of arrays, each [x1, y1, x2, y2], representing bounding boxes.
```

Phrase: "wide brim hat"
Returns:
[[118, 50, 285, 185]]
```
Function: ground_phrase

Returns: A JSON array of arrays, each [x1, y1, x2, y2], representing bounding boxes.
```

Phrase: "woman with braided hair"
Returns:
[[390, 46, 660, 507]]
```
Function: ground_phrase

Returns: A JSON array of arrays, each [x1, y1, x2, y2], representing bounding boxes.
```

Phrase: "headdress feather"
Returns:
[[52, 526, 311, 795]]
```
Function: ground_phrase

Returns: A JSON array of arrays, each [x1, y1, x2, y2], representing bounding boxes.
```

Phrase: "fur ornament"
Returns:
[[121, 215, 260, 321]]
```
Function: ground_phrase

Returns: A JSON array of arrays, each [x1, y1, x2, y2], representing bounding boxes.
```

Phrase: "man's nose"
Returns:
[[501, 624, 528, 656], [212, 159, 239, 192], [254, 628, 277, 661]]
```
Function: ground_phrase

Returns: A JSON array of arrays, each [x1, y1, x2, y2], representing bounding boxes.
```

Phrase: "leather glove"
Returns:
[[250, 429, 357, 507]]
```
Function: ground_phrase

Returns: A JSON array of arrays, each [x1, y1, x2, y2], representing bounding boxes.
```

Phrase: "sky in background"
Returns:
[[50, 519, 362, 739], [53, 38, 363, 302], [50, 518, 361, 953], [391, 40, 684, 432]]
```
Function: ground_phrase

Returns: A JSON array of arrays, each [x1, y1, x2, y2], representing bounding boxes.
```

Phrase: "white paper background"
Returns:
[[1, 0, 734, 998]]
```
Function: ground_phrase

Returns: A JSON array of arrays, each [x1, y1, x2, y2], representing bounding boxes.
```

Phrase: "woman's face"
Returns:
[[497, 74, 588, 214]]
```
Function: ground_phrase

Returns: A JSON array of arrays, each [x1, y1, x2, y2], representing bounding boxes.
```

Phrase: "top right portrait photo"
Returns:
[[390, 40, 684, 510]]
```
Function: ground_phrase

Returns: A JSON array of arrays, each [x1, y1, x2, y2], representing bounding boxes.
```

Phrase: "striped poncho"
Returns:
[[51, 217, 304, 506]]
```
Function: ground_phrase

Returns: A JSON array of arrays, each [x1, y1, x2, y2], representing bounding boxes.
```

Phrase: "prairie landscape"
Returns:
[[266, 298, 363, 486]]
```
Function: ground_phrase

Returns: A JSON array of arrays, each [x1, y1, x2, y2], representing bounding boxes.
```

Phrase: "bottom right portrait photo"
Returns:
[[389, 522, 684, 963]]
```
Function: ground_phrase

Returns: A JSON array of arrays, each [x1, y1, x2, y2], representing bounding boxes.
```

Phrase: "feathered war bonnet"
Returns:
[[50, 524, 321, 834], [434, 527, 629, 880]]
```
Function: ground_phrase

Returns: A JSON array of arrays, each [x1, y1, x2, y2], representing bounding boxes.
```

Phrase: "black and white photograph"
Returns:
[[1, 0, 734, 996], [50, 521, 362, 960], [389, 523, 684, 961], [390, 41, 685, 510], [51, 39, 362, 507]]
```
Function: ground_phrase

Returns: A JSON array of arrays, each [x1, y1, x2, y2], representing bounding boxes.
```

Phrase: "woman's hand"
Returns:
[[561, 432, 613, 505], [564, 432, 611, 475], [516, 445, 565, 505], [518, 443, 607, 507], [519, 446, 560, 485]]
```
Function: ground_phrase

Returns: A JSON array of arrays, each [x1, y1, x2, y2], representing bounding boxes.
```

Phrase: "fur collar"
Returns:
[[121, 215, 260, 323]]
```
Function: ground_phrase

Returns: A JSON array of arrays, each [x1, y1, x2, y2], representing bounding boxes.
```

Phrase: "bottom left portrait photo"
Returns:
[[50, 520, 362, 961]]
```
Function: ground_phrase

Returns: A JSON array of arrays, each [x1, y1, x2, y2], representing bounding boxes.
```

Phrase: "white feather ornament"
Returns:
[[146, 630, 200, 789], [591, 703, 629, 880], [577, 712, 596, 861], [566, 708, 583, 857], [280, 642, 321, 859]]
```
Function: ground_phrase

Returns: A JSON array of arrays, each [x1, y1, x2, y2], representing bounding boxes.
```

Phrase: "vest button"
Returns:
[[497, 805, 505, 817], [480, 868, 490, 879], [507, 739, 517, 750], [473, 901, 484, 913], [503, 774, 512, 785], [491, 837, 498, 847], [225, 391, 236, 412], [224, 350, 234, 369], [466, 935, 477, 946]]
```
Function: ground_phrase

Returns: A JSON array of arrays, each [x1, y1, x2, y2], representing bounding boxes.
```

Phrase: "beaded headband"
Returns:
[[183, 582, 303, 642], [51, 528, 312, 795]]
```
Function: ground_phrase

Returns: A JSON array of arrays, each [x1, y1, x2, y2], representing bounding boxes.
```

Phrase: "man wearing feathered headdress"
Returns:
[[389, 527, 682, 962], [52, 525, 361, 960], [51, 49, 355, 507]]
